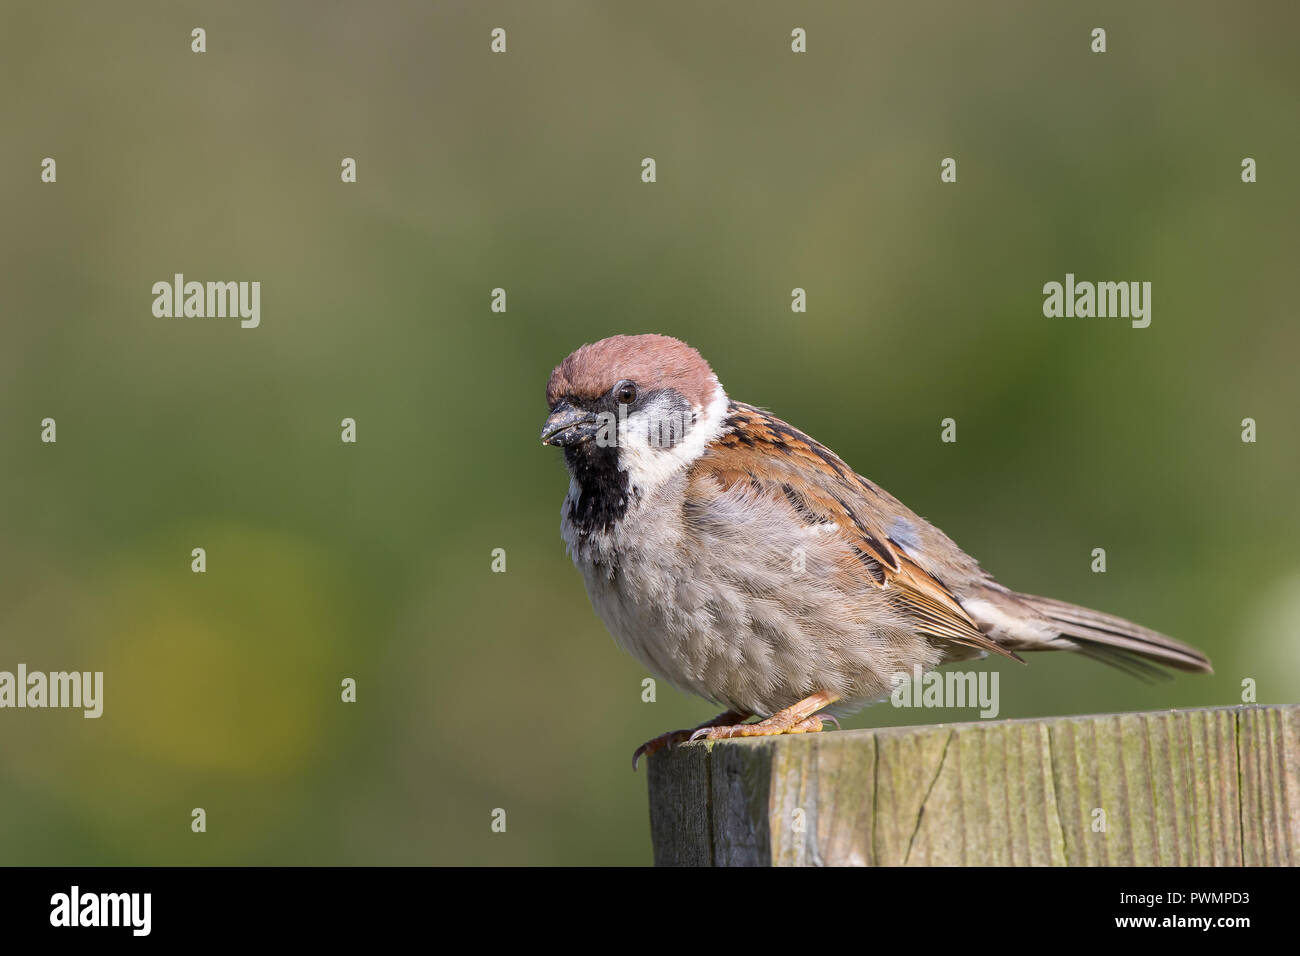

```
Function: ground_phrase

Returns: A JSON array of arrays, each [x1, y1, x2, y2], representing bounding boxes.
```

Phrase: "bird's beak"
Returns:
[[541, 402, 600, 447]]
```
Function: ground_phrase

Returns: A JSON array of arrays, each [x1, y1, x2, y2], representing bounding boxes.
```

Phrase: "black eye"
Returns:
[[613, 381, 638, 406]]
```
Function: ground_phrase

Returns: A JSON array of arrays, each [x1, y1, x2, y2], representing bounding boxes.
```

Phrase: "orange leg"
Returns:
[[633, 709, 752, 770], [691, 691, 840, 741]]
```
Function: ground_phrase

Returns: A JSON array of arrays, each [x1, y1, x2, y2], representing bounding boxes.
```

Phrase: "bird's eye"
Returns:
[[613, 381, 638, 406]]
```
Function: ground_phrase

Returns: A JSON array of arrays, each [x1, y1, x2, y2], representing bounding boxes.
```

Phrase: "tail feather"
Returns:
[[1070, 643, 1173, 683], [1016, 592, 1213, 675]]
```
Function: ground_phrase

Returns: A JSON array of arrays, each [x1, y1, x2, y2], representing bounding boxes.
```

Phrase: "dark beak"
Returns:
[[541, 402, 600, 446]]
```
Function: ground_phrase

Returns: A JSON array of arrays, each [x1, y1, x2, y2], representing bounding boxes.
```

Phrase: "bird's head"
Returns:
[[542, 334, 728, 495]]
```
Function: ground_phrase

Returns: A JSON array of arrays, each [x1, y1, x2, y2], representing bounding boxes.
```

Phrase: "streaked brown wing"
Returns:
[[692, 402, 1022, 663]]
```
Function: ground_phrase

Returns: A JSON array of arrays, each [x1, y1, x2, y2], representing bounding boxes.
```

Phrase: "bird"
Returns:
[[540, 333, 1212, 768]]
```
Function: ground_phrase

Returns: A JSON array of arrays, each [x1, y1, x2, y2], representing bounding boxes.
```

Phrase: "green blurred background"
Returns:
[[1, 1, 1297, 865]]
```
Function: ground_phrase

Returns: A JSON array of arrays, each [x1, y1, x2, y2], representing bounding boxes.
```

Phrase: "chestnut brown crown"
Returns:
[[545, 334, 720, 409]]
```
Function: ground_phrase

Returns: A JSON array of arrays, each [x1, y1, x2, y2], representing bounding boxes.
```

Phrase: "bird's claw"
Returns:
[[632, 729, 693, 770]]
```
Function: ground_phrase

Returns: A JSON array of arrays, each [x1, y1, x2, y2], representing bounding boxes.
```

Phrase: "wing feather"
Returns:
[[693, 402, 1022, 663]]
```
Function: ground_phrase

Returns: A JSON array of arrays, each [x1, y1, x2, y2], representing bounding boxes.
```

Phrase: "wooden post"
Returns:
[[645, 704, 1299, 866]]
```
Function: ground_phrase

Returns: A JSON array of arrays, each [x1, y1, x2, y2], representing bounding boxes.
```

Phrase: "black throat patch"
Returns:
[[564, 440, 630, 535], [557, 386, 694, 535]]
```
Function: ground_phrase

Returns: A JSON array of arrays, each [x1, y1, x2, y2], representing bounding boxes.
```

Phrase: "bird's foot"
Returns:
[[632, 709, 751, 770], [690, 691, 841, 741], [691, 714, 832, 739]]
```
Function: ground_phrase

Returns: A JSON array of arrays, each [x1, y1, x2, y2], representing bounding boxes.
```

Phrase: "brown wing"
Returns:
[[694, 402, 1022, 663]]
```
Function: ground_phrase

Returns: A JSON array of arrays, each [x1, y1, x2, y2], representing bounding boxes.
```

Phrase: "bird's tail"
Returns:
[[1014, 592, 1213, 679]]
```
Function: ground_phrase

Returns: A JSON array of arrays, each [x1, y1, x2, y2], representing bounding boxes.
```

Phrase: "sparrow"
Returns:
[[541, 334, 1212, 768]]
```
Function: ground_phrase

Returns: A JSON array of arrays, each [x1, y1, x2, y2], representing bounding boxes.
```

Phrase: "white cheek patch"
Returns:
[[618, 385, 728, 494]]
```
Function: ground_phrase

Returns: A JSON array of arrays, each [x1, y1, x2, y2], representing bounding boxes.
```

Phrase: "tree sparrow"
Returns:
[[541, 334, 1211, 767]]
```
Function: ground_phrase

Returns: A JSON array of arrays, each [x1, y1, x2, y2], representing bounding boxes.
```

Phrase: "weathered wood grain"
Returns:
[[646, 705, 1299, 866]]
